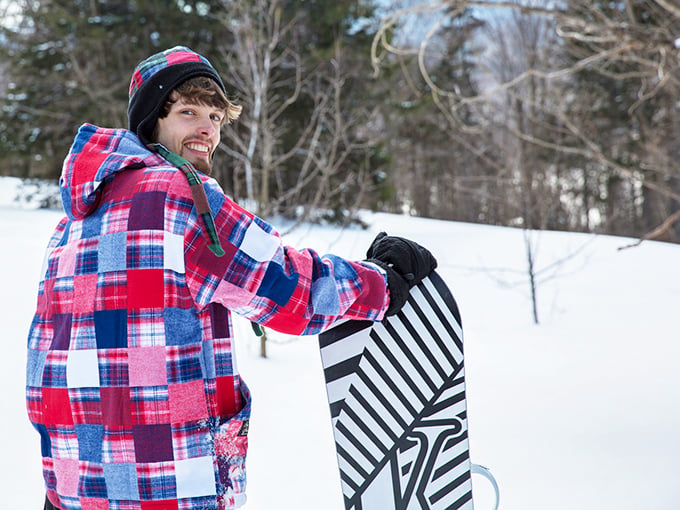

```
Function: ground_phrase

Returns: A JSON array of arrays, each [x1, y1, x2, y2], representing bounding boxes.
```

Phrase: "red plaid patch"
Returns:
[[163, 272, 194, 309], [98, 349, 129, 387], [136, 461, 176, 501], [95, 272, 128, 310], [50, 278, 74, 315], [131, 386, 170, 425], [101, 200, 134, 235], [102, 428, 135, 464], [69, 388, 103, 425]]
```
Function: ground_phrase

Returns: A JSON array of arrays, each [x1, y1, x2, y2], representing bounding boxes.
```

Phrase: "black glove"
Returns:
[[366, 232, 437, 315]]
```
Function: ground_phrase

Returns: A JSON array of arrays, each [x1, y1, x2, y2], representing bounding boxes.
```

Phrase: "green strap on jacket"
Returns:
[[149, 143, 225, 257]]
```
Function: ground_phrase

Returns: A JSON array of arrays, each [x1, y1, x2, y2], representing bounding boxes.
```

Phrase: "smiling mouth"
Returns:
[[185, 142, 210, 154]]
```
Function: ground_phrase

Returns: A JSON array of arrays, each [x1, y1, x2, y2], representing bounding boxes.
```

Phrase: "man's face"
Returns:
[[155, 97, 224, 174]]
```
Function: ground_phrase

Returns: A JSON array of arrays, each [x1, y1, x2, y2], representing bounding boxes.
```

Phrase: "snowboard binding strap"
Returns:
[[471, 463, 500, 510]]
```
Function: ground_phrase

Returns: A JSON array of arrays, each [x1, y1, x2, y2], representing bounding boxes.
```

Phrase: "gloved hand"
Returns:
[[366, 232, 437, 315]]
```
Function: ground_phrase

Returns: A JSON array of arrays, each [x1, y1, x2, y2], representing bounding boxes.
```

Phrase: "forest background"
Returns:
[[1, 0, 679, 244]]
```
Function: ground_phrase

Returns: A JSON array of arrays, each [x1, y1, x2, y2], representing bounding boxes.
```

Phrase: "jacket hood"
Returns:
[[60, 123, 160, 220], [60, 123, 226, 257]]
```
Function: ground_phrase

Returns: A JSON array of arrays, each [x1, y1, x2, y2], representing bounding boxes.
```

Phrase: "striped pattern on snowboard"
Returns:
[[319, 271, 472, 510]]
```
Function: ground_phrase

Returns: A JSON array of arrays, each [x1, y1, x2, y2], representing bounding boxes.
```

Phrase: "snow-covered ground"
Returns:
[[2, 176, 679, 509]]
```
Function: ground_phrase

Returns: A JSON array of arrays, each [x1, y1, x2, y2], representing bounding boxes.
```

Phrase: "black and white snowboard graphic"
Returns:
[[319, 271, 496, 510]]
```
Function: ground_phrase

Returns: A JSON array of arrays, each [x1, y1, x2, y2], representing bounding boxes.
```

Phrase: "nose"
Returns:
[[196, 115, 216, 138]]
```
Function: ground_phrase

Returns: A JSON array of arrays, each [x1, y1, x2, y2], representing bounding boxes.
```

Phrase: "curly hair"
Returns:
[[158, 76, 242, 126]]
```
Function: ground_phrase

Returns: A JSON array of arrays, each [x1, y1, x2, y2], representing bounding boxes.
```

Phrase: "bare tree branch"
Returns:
[[618, 209, 680, 250]]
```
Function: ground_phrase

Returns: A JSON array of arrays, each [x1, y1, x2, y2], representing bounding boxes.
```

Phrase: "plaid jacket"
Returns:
[[27, 124, 389, 510]]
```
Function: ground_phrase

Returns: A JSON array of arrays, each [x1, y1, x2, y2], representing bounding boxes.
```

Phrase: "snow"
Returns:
[[2, 175, 679, 509]]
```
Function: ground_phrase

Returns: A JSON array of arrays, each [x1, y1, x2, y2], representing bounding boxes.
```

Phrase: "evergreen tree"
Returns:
[[0, 0, 227, 179]]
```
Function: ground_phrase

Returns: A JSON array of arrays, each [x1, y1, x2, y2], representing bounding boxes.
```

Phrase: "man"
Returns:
[[27, 46, 436, 510]]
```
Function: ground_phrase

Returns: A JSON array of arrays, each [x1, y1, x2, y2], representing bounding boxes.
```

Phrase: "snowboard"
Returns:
[[318, 271, 489, 510]]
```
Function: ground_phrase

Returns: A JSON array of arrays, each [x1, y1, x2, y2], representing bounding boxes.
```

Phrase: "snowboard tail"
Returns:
[[319, 272, 473, 510]]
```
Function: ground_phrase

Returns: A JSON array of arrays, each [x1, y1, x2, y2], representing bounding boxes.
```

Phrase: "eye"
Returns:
[[210, 113, 224, 122]]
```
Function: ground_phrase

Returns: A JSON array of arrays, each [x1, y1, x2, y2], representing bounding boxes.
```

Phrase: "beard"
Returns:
[[181, 146, 213, 175], [189, 155, 213, 175]]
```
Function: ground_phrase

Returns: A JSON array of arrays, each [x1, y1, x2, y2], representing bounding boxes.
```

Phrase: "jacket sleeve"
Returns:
[[183, 178, 389, 335]]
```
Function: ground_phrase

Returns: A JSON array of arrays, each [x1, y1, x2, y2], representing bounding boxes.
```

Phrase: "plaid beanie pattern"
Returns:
[[127, 46, 226, 144]]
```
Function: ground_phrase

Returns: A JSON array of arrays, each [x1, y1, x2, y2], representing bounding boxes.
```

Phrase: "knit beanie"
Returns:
[[128, 46, 226, 145]]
